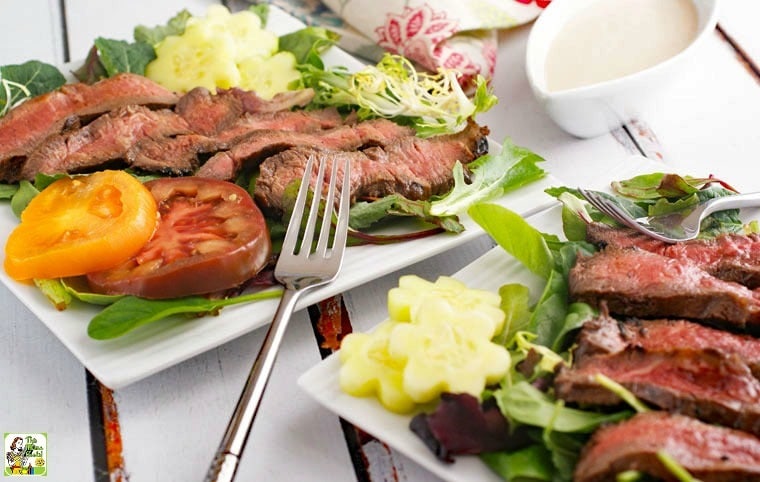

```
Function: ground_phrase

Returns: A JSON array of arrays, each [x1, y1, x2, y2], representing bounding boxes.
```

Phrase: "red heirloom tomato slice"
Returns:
[[4, 170, 158, 280], [86, 177, 272, 299]]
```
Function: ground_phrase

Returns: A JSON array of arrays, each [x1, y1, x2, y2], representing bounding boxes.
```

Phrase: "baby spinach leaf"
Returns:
[[0, 60, 66, 116], [72, 45, 109, 83], [495, 284, 532, 346], [94, 37, 156, 77], [0, 183, 18, 199], [88, 288, 283, 339], [494, 381, 630, 433], [10, 180, 39, 218], [481, 444, 554, 481], [612, 172, 733, 199], [527, 268, 568, 348], [9, 173, 67, 217], [468, 203, 553, 279], [280, 26, 340, 68], [543, 431, 584, 481]]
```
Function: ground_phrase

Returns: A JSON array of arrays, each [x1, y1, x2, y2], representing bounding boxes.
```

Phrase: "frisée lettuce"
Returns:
[[302, 53, 497, 137]]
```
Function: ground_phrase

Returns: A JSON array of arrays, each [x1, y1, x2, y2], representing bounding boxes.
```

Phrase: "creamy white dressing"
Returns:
[[545, 0, 698, 92]]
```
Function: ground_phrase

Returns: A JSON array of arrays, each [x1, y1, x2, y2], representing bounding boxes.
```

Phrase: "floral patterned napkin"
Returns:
[[247, 0, 550, 86]]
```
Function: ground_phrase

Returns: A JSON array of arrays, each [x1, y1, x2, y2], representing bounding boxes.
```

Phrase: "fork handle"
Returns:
[[701, 191, 760, 216], [205, 287, 300, 482]]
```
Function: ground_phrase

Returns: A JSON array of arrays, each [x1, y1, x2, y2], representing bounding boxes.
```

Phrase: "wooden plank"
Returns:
[[717, 0, 760, 69], [0, 295, 95, 482], [0, 2, 91, 482], [113, 309, 357, 481], [627, 30, 760, 189]]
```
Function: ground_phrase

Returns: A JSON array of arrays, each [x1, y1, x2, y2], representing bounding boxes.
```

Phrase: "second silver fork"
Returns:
[[579, 187, 760, 243], [206, 154, 351, 482]]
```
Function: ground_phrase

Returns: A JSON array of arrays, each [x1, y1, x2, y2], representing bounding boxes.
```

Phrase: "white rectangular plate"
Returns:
[[296, 158, 705, 481], [0, 6, 560, 389], [298, 207, 563, 482]]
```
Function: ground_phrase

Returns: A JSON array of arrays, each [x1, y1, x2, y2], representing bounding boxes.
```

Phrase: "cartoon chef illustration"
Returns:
[[6, 437, 28, 475]]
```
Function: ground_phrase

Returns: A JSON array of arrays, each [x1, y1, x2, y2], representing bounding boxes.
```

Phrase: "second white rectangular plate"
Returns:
[[297, 207, 564, 482]]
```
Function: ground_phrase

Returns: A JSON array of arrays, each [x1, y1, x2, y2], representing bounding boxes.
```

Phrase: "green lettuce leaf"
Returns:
[[349, 194, 464, 233], [301, 54, 497, 137], [468, 202, 596, 349], [430, 138, 546, 216]]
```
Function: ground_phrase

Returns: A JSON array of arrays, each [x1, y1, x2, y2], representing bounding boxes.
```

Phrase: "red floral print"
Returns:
[[514, 0, 551, 8], [375, 4, 459, 73], [374, 3, 499, 91]]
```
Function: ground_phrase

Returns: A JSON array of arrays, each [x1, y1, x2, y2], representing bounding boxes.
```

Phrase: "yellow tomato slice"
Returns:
[[4, 170, 158, 280]]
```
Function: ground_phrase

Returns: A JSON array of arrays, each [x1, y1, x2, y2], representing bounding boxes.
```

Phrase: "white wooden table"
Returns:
[[1, 1, 759, 481]]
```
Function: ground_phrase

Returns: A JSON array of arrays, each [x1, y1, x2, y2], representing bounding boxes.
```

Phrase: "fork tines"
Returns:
[[282, 154, 351, 260], [578, 188, 635, 229]]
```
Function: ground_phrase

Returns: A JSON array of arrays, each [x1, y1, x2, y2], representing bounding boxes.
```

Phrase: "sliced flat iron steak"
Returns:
[[555, 346, 760, 435], [569, 247, 760, 333], [20, 106, 191, 179], [587, 222, 760, 288], [0, 73, 179, 181], [197, 117, 416, 181], [574, 412, 760, 482], [253, 120, 490, 216], [575, 313, 760, 378]]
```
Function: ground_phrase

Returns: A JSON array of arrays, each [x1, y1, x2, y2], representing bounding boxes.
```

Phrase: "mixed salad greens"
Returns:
[[339, 171, 758, 482], [0, 5, 546, 340]]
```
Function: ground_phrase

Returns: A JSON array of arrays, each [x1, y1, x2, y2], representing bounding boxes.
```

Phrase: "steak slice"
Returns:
[[254, 120, 490, 215], [227, 87, 315, 114], [587, 222, 760, 288], [175, 87, 244, 135], [128, 108, 345, 176], [0, 73, 179, 181], [576, 313, 760, 378], [175, 87, 316, 135], [218, 107, 344, 139], [554, 347, 760, 435], [128, 134, 218, 176], [574, 412, 760, 482], [569, 247, 760, 332], [20, 106, 191, 179], [197, 118, 416, 181]]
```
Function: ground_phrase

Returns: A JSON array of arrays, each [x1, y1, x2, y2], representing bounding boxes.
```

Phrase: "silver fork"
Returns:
[[206, 154, 351, 482], [578, 187, 760, 243]]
